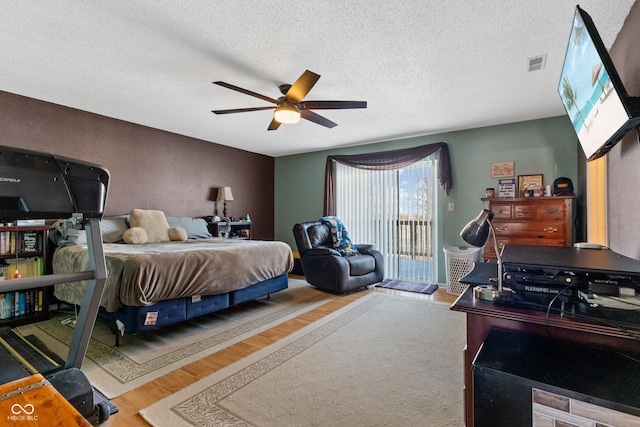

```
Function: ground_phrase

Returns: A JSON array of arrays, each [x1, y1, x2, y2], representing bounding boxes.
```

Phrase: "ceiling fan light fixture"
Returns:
[[213, 70, 366, 130], [274, 105, 300, 124]]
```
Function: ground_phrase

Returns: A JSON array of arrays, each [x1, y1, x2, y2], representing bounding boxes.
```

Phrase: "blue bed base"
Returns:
[[98, 274, 289, 345]]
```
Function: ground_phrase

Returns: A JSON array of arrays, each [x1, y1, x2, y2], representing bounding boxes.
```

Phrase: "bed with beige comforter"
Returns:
[[53, 238, 293, 312]]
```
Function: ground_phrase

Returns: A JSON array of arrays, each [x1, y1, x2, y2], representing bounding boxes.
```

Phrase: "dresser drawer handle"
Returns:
[[495, 226, 508, 232], [547, 208, 558, 213], [544, 227, 558, 233]]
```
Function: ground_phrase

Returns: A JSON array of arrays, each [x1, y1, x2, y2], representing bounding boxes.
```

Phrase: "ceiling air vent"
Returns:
[[528, 54, 547, 72]]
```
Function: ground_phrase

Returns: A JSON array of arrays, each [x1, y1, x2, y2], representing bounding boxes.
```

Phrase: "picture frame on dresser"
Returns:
[[498, 178, 516, 198], [517, 174, 543, 196]]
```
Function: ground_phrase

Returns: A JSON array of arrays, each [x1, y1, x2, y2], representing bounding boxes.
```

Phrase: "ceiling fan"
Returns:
[[211, 70, 367, 130]]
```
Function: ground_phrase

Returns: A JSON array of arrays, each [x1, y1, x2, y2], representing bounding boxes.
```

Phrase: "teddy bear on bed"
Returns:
[[123, 209, 187, 244]]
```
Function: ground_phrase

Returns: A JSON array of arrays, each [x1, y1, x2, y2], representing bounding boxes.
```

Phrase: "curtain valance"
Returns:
[[323, 142, 452, 215]]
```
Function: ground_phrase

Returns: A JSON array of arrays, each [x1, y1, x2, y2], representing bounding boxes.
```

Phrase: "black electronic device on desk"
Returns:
[[501, 245, 640, 326]]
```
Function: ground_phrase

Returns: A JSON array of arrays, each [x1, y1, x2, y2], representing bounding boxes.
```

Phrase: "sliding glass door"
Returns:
[[334, 157, 438, 282]]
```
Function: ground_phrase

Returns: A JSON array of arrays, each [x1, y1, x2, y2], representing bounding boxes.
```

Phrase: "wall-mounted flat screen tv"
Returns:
[[558, 5, 640, 161]]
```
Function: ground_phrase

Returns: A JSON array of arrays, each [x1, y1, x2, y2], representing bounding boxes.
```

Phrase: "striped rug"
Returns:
[[376, 278, 439, 295]]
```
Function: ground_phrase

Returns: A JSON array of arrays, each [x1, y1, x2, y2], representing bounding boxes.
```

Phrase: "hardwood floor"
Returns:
[[102, 277, 460, 426]]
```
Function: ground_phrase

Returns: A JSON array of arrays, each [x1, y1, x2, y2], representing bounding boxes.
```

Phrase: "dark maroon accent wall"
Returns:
[[0, 91, 275, 240]]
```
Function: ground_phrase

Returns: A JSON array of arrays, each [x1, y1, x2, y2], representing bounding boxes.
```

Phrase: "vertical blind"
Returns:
[[335, 157, 437, 282]]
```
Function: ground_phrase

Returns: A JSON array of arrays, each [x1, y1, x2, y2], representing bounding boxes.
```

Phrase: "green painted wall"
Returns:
[[275, 115, 578, 283]]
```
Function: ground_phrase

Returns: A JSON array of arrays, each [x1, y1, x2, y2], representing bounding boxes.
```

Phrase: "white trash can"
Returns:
[[443, 246, 482, 295]]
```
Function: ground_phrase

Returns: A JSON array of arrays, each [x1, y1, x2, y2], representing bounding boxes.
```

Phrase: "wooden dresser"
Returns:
[[482, 196, 575, 261]]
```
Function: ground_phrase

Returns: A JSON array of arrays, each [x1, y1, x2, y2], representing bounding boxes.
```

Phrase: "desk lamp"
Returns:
[[460, 209, 513, 301]]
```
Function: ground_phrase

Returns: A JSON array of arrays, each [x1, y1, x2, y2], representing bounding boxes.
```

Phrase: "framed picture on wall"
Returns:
[[491, 162, 515, 178], [518, 174, 543, 196]]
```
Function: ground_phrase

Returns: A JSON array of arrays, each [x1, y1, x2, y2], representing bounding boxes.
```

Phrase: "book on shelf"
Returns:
[[2, 257, 44, 278], [15, 219, 46, 226], [0, 289, 43, 319], [0, 225, 48, 322], [0, 255, 45, 320], [0, 230, 42, 255], [0, 231, 16, 255], [0, 293, 6, 319], [18, 291, 26, 316], [23, 231, 38, 252]]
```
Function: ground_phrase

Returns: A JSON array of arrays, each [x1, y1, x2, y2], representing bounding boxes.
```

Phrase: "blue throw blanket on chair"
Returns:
[[320, 216, 359, 256]]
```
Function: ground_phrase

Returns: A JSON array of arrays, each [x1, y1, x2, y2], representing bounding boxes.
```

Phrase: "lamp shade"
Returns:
[[460, 209, 494, 247], [216, 186, 234, 202], [274, 105, 301, 124]]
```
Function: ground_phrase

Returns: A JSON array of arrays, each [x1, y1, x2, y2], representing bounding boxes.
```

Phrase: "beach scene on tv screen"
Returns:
[[559, 10, 628, 158]]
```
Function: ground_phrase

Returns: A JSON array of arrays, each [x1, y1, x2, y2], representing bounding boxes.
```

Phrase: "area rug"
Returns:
[[140, 292, 466, 427], [15, 279, 335, 399], [376, 278, 439, 295]]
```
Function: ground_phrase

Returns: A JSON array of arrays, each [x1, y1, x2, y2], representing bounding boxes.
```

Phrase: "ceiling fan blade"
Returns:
[[213, 81, 279, 104], [212, 106, 275, 115], [285, 70, 321, 103], [302, 100, 367, 110], [301, 110, 338, 128], [267, 118, 281, 131]]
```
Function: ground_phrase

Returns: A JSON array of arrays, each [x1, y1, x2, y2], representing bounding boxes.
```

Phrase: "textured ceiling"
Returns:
[[1, 1, 636, 156]]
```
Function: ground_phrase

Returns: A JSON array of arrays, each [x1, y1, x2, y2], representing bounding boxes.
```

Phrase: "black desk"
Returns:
[[451, 273, 640, 427], [474, 328, 640, 426]]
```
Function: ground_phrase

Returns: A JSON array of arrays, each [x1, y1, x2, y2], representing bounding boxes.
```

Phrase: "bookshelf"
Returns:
[[0, 224, 50, 327]]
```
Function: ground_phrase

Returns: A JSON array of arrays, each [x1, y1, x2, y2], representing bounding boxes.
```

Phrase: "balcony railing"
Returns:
[[396, 219, 433, 258]]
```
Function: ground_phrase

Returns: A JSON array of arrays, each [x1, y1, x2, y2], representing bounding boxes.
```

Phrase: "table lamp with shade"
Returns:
[[216, 186, 234, 218], [460, 209, 514, 301]]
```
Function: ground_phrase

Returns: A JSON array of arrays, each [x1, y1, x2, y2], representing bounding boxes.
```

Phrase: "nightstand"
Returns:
[[207, 221, 251, 239]]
